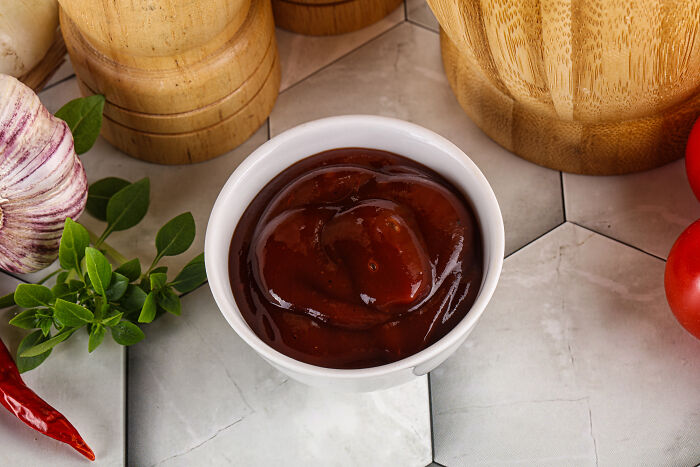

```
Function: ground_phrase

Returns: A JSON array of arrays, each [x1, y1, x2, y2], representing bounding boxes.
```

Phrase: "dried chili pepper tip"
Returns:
[[50, 418, 96, 461], [0, 338, 95, 461]]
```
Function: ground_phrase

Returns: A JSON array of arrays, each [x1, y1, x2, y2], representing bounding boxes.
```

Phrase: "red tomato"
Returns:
[[686, 117, 700, 202], [665, 219, 700, 339]]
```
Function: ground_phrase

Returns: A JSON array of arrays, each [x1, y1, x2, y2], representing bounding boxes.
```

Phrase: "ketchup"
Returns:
[[229, 148, 483, 369]]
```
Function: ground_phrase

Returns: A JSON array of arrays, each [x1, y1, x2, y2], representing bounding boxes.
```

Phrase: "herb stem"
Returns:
[[85, 227, 128, 265]]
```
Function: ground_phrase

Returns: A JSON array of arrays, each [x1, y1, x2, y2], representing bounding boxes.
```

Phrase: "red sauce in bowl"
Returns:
[[229, 148, 483, 369]]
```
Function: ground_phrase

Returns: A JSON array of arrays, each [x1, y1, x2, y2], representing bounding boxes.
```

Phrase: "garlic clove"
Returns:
[[0, 0, 59, 78], [0, 74, 87, 274]]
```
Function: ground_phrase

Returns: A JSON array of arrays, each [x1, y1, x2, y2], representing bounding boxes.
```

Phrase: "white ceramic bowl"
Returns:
[[205, 115, 504, 392]]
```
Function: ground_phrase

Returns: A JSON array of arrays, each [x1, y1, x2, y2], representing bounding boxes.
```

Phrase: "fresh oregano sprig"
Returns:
[[0, 177, 207, 372]]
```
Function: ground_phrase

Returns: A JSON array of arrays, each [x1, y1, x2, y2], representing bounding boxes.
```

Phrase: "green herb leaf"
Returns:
[[16, 331, 52, 373], [0, 292, 15, 308], [120, 285, 148, 312], [110, 321, 145, 346], [54, 94, 105, 155], [88, 324, 105, 352], [39, 317, 53, 337], [54, 299, 94, 327], [20, 329, 75, 358], [105, 178, 150, 233], [149, 273, 167, 291], [68, 279, 85, 292], [58, 218, 90, 271], [151, 266, 168, 275], [155, 212, 195, 258], [85, 247, 112, 295], [9, 308, 39, 329], [51, 282, 75, 301], [114, 258, 141, 282], [138, 292, 157, 323], [106, 273, 129, 301], [56, 271, 69, 285], [171, 253, 207, 293], [158, 288, 181, 316], [101, 312, 123, 327], [86, 177, 130, 221], [14, 284, 54, 308]]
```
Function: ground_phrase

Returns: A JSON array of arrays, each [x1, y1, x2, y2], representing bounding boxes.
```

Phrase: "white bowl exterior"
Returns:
[[205, 115, 504, 392]]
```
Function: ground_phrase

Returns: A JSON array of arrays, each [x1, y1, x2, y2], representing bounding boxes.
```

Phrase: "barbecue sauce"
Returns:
[[229, 148, 483, 369]]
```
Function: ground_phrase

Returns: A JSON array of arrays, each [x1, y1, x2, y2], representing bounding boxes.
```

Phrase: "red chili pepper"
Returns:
[[0, 337, 95, 461]]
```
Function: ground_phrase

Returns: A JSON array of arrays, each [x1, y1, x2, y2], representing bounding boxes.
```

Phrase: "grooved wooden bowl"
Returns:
[[59, 0, 280, 164], [272, 0, 402, 35], [428, 0, 700, 175]]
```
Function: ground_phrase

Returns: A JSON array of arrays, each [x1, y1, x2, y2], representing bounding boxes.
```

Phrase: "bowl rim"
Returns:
[[205, 115, 504, 379]]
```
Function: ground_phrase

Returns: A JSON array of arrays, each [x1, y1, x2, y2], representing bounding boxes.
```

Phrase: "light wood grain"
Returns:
[[60, 0, 273, 113], [428, 0, 700, 174], [441, 30, 700, 175], [57, 0, 250, 69], [60, 0, 279, 164], [76, 37, 277, 134], [272, 0, 402, 35], [99, 56, 280, 165]]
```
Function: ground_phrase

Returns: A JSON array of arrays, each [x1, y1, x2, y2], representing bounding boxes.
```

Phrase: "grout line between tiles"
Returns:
[[504, 221, 566, 260], [404, 0, 408, 21], [560, 171, 567, 221], [431, 462, 447, 467], [277, 20, 407, 98], [39, 73, 76, 94], [569, 221, 667, 262], [427, 372, 436, 464], [406, 19, 439, 35]]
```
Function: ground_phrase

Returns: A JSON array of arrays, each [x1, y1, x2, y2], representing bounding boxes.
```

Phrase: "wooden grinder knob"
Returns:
[[58, 0, 280, 164]]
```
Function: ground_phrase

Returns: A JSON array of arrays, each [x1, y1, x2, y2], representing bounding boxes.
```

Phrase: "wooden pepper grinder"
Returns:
[[58, 0, 280, 164], [428, 0, 700, 175], [273, 0, 403, 35]]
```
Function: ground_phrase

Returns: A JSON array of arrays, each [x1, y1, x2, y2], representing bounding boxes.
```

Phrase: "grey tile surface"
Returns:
[[0, 272, 125, 466], [277, 4, 405, 91], [128, 286, 432, 466], [407, 0, 439, 32], [431, 223, 700, 466], [565, 159, 700, 259], [270, 22, 563, 256]]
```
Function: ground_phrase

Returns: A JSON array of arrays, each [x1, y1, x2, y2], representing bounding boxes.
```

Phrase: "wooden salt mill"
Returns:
[[58, 0, 280, 164], [427, 0, 700, 175], [272, 0, 403, 35]]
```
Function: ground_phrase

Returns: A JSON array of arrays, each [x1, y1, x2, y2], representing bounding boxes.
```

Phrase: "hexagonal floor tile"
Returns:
[[431, 223, 700, 466], [565, 160, 700, 259], [0, 272, 125, 465], [270, 22, 563, 255], [128, 285, 432, 466], [407, 0, 439, 32], [277, 3, 405, 91], [36, 78, 268, 276]]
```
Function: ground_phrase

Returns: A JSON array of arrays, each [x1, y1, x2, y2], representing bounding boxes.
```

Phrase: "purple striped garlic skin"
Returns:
[[0, 74, 87, 273]]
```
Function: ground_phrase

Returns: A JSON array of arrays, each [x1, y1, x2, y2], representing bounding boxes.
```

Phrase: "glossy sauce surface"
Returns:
[[229, 148, 483, 369]]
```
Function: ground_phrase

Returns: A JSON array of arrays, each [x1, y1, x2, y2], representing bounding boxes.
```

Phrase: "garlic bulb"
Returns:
[[0, 0, 58, 77], [0, 74, 87, 273]]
